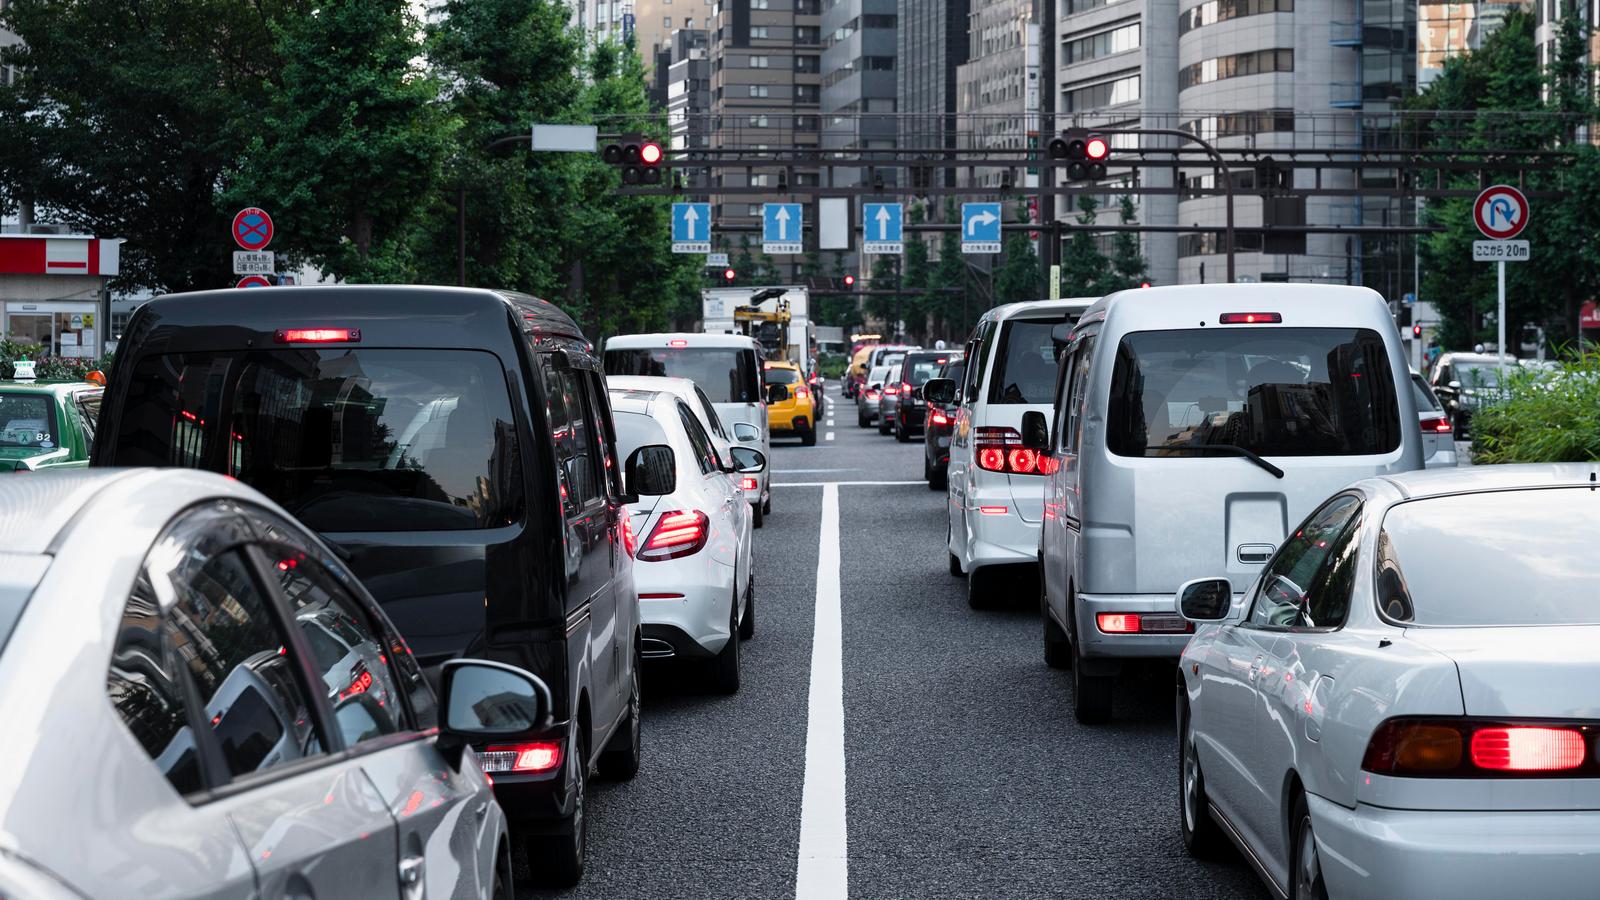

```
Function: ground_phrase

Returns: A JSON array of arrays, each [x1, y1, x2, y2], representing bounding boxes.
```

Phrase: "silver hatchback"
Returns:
[[0, 469, 553, 899]]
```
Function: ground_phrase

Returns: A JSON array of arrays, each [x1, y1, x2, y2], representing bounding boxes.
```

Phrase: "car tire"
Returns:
[[1179, 691, 1227, 858], [763, 494, 772, 515], [923, 456, 932, 481], [598, 650, 642, 780], [1071, 632, 1115, 725], [966, 565, 991, 610], [752, 500, 764, 529], [707, 589, 741, 694], [858, 410, 870, 428], [492, 845, 513, 900], [878, 416, 891, 436], [1290, 793, 1329, 900], [527, 731, 587, 888], [801, 427, 817, 446], [896, 421, 910, 442], [1043, 580, 1071, 670], [739, 573, 755, 640], [930, 467, 947, 491]]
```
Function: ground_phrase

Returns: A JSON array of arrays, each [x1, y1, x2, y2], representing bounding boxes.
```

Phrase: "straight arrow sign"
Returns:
[[672, 202, 711, 253], [682, 205, 700, 239], [875, 205, 891, 240], [775, 206, 791, 241], [862, 202, 903, 255]]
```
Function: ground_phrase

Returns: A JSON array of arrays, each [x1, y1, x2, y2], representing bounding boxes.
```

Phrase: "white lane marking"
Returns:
[[825, 432, 835, 441], [775, 480, 924, 487], [783, 468, 857, 474], [797, 483, 846, 899]]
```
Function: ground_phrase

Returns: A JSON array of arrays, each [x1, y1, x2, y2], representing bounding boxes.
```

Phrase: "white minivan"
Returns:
[[1026, 284, 1424, 723], [604, 334, 775, 526], [933, 299, 1095, 607]]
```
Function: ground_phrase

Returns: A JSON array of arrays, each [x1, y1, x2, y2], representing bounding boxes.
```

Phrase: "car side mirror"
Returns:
[[436, 659, 553, 770], [1448, 380, 1461, 390], [730, 446, 767, 473], [625, 444, 676, 497], [922, 378, 957, 405], [733, 422, 760, 443], [1021, 410, 1050, 451], [1176, 577, 1235, 623], [766, 383, 789, 404]]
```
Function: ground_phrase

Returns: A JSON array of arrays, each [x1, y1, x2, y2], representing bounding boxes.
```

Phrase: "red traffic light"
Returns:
[[1412, 324, 1423, 338], [723, 268, 736, 282], [1139, 281, 1151, 289], [1086, 137, 1109, 160], [640, 142, 663, 165], [843, 274, 856, 287]]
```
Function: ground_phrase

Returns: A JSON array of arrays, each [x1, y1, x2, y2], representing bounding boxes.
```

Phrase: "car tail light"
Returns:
[[1094, 612, 1193, 635], [621, 515, 637, 555], [480, 741, 562, 774], [669, 339, 689, 347], [741, 476, 758, 491], [796, 386, 810, 399], [979, 506, 1009, 516], [929, 410, 949, 426], [899, 383, 912, 395], [1217, 312, 1282, 325], [275, 328, 360, 343], [639, 592, 685, 599], [866, 389, 879, 400], [637, 510, 710, 561], [1097, 614, 1141, 634], [1420, 415, 1452, 434], [976, 427, 1049, 476], [1362, 718, 1600, 777]]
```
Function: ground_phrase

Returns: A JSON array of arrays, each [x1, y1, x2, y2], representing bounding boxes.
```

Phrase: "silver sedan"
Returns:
[[0, 469, 552, 899]]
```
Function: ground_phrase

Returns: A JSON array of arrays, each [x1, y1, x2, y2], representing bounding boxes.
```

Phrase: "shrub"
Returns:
[[1471, 354, 1600, 463], [0, 339, 114, 381]]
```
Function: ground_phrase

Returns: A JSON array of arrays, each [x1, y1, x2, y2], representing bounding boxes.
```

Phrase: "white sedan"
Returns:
[[1175, 464, 1600, 900], [610, 386, 764, 693]]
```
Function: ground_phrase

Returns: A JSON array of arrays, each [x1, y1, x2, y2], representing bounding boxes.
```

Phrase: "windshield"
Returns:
[[108, 349, 523, 532], [902, 354, 949, 387], [988, 319, 1072, 404], [763, 367, 801, 385], [1379, 488, 1600, 626], [605, 347, 760, 404], [1107, 327, 1401, 458], [0, 393, 58, 450], [1455, 363, 1504, 389]]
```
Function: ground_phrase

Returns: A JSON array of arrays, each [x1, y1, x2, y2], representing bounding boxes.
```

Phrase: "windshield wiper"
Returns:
[[1143, 444, 1285, 479]]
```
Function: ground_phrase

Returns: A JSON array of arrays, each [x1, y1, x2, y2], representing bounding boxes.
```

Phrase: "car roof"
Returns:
[[605, 333, 760, 350], [988, 298, 1097, 322], [0, 468, 267, 556], [608, 391, 663, 415], [1371, 463, 1600, 501], [1081, 283, 1389, 333], [606, 374, 702, 397]]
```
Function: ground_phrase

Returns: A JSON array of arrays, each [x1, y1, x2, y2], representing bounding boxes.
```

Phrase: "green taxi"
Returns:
[[0, 375, 104, 472]]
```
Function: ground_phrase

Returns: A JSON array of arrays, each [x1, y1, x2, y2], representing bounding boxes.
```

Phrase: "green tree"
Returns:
[[867, 254, 901, 325], [1109, 196, 1148, 289], [931, 198, 968, 337], [1060, 194, 1111, 297], [901, 203, 932, 341], [995, 203, 1040, 303]]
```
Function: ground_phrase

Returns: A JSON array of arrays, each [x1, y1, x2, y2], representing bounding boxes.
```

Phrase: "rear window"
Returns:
[[1378, 488, 1600, 626], [0, 392, 57, 449], [605, 347, 760, 404], [1410, 375, 1442, 413], [611, 408, 669, 459], [763, 367, 801, 385], [1107, 327, 1402, 458], [901, 354, 950, 387], [988, 318, 1072, 404], [108, 349, 523, 532]]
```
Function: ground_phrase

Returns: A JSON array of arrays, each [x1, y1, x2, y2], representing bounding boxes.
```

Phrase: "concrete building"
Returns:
[[956, 0, 1032, 189], [897, 0, 970, 178], [575, 0, 716, 80], [820, 0, 898, 187], [665, 29, 714, 175]]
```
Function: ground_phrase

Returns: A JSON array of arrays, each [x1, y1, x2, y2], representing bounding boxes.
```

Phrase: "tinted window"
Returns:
[[1410, 375, 1442, 412], [678, 403, 718, 474], [76, 391, 102, 449], [763, 367, 802, 385], [1249, 495, 1362, 629], [107, 574, 204, 795], [543, 360, 602, 510], [110, 349, 522, 531], [901, 354, 950, 386], [988, 319, 1073, 404], [1062, 338, 1096, 453], [0, 393, 57, 449], [1380, 488, 1600, 626], [693, 387, 728, 438], [1107, 327, 1402, 458], [604, 348, 760, 403]]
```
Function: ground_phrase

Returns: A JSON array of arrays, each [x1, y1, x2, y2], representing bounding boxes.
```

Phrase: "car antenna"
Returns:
[[1591, 471, 1597, 492]]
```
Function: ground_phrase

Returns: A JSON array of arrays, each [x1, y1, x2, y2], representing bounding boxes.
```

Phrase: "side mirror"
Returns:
[[730, 446, 767, 474], [1176, 577, 1235, 623], [766, 383, 789, 404], [1021, 410, 1050, 451], [1448, 380, 1461, 390], [922, 377, 957, 405], [436, 659, 553, 769], [625, 444, 677, 496], [732, 422, 760, 443]]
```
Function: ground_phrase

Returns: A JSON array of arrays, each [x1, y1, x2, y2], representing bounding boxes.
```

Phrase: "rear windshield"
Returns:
[[988, 318, 1073, 404], [612, 409, 668, 459], [1410, 375, 1442, 413], [763, 367, 801, 385], [902, 354, 951, 386], [605, 348, 760, 404], [1107, 327, 1402, 458], [1379, 488, 1600, 626], [108, 349, 523, 532], [0, 393, 58, 449]]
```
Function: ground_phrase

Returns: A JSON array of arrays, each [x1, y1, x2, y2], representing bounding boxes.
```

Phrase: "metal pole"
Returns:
[[457, 184, 467, 287], [1037, 0, 1055, 294], [1497, 259, 1507, 371]]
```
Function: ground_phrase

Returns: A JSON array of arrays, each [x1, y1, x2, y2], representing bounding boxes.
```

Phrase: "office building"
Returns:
[[821, 0, 898, 187], [576, 0, 716, 79], [1420, 1, 1530, 86], [898, 0, 970, 178], [956, 0, 1032, 189], [665, 29, 714, 170]]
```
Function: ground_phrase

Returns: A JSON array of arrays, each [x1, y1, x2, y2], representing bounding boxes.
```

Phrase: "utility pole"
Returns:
[[1036, 0, 1056, 294]]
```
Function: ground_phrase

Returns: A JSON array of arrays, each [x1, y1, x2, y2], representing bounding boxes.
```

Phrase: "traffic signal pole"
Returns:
[[1037, 0, 1056, 294]]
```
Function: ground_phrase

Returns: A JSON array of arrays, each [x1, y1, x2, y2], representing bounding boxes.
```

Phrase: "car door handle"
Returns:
[[1248, 655, 1263, 681], [399, 855, 425, 900]]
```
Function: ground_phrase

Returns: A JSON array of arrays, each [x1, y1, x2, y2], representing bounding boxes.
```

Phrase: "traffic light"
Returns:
[[843, 274, 856, 289], [1047, 128, 1109, 182], [1412, 324, 1423, 339], [1139, 281, 1152, 289], [601, 133, 663, 185], [723, 268, 736, 283]]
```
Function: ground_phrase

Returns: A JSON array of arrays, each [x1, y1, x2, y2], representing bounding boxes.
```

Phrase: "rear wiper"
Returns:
[[1143, 444, 1285, 479]]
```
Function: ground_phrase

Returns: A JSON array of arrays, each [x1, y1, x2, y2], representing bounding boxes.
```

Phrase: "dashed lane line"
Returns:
[[796, 482, 847, 898], [825, 432, 835, 441]]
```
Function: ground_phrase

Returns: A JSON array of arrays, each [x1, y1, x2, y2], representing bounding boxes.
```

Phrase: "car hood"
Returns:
[[1405, 625, 1600, 718]]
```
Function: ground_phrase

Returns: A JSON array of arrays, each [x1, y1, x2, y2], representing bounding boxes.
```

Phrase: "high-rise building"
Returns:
[[956, 0, 1032, 188], [666, 29, 714, 192], [821, 0, 899, 187], [898, 0, 970, 178], [575, 0, 716, 70], [1419, 1, 1529, 87]]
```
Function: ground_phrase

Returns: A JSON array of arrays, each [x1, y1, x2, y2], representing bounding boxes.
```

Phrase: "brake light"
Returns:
[[480, 741, 562, 774], [1007, 448, 1039, 474], [621, 515, 637, 555], [979, 506, 1009, 516], [1217, 313, 1282, 325], [669, 339, 689, 347], [1363, 718, 1600, 777], [637, 510, 710, 561], [1097, 614, 1141, 634], [975, 427, 1048, 475], [275, 328, 360, 343], [639, 592, 686, 599], [1421, 415, 1452, 434], [978, 447, 1006, 472], [899, 383, 912, 395], [866, 389, 879, 399], [929, 410, 949, 426], [741, 476, 758, 491], [796, 387, 810, 399], [1094, 612, 1193, 635]]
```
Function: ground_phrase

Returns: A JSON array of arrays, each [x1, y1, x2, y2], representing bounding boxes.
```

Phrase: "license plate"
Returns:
[[937, 437, 950, 448]]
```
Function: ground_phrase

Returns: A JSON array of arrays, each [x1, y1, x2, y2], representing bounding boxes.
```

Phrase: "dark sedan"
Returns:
[[922, 356, 965, 489]]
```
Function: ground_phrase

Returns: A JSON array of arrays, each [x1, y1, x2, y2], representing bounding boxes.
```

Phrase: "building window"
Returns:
[[749, 55, 770, 68], [1062, 72, 1140, 111], [749, 115, 769, 127], [1063, 21, 1139, 64], [1180, 109, 1295, 140], [1179, 0, 1293, 35], [751, 25, 768, 37], [752, 0, 769, 7], [664, 16, 671, 27], [749, 84, 770, 97], [751, 174, 770, 186], [748, 204, 762, 216], [1179, 49, 1293, 90], [795, 54, 820, 73], [1177, 231, 1265, 257]]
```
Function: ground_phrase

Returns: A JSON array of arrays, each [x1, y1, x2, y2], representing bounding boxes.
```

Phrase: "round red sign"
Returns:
[[232, 207, 275, 251], [236, 275, 272, 289], [1473, 185, 1530, 240]]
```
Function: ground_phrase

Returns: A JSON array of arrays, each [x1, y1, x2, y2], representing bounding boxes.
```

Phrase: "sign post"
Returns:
[[231, 207, 275, 288], [1472, 184, 1530, 371]]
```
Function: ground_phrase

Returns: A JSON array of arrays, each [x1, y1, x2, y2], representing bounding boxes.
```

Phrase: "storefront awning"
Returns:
[[0, 235, 121, 277]]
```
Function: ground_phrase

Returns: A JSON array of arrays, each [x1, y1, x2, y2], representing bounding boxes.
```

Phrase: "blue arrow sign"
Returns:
[[961, 203, 1002, 253], [863, 203, 903, 254], [672, 203, 711, 253], [763, 203, 802, 253]]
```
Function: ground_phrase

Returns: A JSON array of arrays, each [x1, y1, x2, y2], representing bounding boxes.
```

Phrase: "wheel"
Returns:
[[751, 500, 764, 529], [878, 416, 891, 435], [801, 427, 817, 446], [526, 731, 587, 887], [1290, 793, 1329, 899], [707, 589, 741, 694], [858, 410, 870, 428], [598, 649, 641, 780], [739, 571, 755, 640], [1179, 691, 1227, 858], [947, 524, 964, 577], [763, 494, 771, 515], [923, 456, 932, 481], [1043, 579, 1071, 670], [896, 421, 910, 442], [1071, 625, 1115, 724], [492, 846, 513, 900]]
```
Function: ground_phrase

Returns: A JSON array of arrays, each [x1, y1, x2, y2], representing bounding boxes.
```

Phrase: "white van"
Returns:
[[934, 299, 1095, 606], [1027, 285, 1423, 723], [604, 333, 774, 526]]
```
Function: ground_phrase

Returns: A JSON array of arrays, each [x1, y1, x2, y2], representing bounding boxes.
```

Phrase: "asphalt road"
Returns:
[[528, 386, 1268, 899]]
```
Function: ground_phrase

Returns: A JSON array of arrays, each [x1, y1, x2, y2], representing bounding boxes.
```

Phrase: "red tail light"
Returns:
[[1218, 313, 1282, 325], [1097, 613, 1141, 634], [899, 383, 912, 395], [976, 427, 1048, 475], [740, 476, 758, 491], [796, 386, 810, 399], [637, 510, 710, 561], [978, 447, 1006, 472], [1007, 448, 1039, 474], [1421, 415, 1452, 434], [1094, 612, 1193, 635], [621, 515, 637, 555], [669, 339, 689, 347], [866, 390, 879, 399], [979, 506, 1009, 516], [1363, 718, 1600, 777], [275, 328, 360, 343], [480, 741, 562, 774], [929, 410, 949, 426]]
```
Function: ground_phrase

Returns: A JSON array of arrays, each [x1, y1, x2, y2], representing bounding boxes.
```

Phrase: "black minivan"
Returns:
[[94, 285, 646, 886]]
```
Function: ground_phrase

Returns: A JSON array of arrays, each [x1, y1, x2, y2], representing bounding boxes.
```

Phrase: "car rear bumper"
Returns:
[[636, 562, 734, 655], [770, 414, 812, 434], [1308, 794, 1600, 900], [1071, 593, 1192, 660], [964, 502, 1039, 571], [481, 721, 576, 830]]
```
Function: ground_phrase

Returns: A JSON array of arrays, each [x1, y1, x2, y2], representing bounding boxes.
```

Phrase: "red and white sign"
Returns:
[[0, 235, 122, 277], [232, 207, 275, 251], [1473, 185, 1530, 240], [1581, 301, 1600, 329], [236, 275, 272, 288]]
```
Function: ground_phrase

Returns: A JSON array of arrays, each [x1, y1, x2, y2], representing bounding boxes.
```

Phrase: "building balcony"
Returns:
[[1328, 81, 1362, 108], [1329, 21, 1362, 47]]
